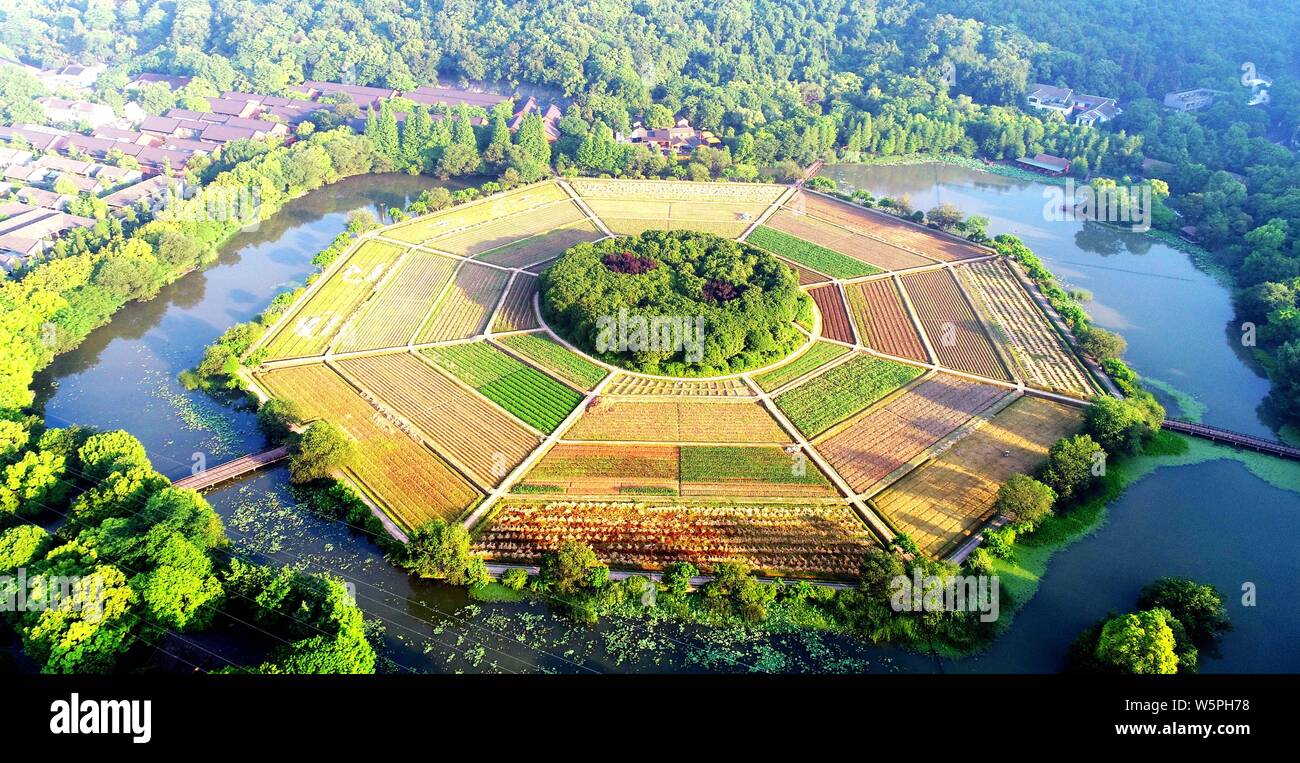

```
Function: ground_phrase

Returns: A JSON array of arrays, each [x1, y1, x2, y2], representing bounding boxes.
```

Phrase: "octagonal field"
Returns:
[[246, 178, 1098, 574]]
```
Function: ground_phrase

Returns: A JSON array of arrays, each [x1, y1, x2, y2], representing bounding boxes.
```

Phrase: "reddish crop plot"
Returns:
[[902, 268, 1010, 380], [845, 278, 929, 362], [809, 284, 856, 344], [817, 374, 1007, 493], [475, 499, 877, 578], [794, 192, 989, 262]]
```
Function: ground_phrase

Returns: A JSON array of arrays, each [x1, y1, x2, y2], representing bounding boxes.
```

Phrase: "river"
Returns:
[[30, 167, 1300, 674]]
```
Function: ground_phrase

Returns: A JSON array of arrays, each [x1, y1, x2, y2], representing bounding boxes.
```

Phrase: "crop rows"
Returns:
[[679, 445, 837, 497], [490, 273, 541, 333], [602, 374, 753, 397], [516, 443, 680, 495], [793, 192, 988, 262], [430, 200, 591, 257], [565, 398, 790, 443], [956, 260, 1096, 396], [473, 221, 603, 268], [497, 333, 607, 390], [385, 182, 570, 244], [515, 443, 833, 498], [414, 262, 510, 343], [872, 396, 1083, 557], [902, 268, 1011, 381], [263, 240, 401, 360], [254, 364, 481, 528], [774, 354, 924, 438], [746, 224, 880, 279], [767, 209, 936, 271], [421, 342, 582, 434], [333, 353, 539, 488], [808, 284, 856, 344], [475, 500, 876, 578], [776, 256, 833, 285], [845, 278, 929, 362], [752, 341, 851, 392], [335, 250, 457, 352], [570, 178, 785, 205], [817, 374, 1008, 493]]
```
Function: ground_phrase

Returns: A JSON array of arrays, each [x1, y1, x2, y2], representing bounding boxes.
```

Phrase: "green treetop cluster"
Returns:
[[541, 230, 805, 376]]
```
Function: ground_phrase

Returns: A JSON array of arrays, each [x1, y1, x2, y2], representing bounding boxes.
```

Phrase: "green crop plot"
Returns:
[[680, 446, 834, 492], [752, 341, 851, 392], [498, 333, 607, 390], [421, 343, 583, 433], [746, 226, 881, 279], [774, 354, 923, 437]]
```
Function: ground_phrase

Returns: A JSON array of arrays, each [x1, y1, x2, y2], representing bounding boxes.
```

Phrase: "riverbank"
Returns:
[[986, 432, 1300, 645]]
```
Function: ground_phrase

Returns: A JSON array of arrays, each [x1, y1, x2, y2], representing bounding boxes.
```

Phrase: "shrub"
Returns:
[[288, 421, 355, 484], [501, 567, 529, 591], [993, 474, 1056, 529], [1040, 434, 1105, 503]]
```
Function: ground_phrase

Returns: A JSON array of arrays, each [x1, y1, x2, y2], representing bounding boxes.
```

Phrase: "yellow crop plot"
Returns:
[[263, 239, 403, 360]]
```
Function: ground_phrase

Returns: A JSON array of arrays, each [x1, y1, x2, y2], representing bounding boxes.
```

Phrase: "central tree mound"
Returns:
[[541, 230, 808, 376]]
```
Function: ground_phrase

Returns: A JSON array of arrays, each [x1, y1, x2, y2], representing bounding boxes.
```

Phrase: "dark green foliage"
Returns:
[[541, 231, 804, 376], [288, 421, 356, 484]]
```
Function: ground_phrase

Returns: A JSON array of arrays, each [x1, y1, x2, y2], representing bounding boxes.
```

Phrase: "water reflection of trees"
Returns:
[[1073, 221, 1154, 257]]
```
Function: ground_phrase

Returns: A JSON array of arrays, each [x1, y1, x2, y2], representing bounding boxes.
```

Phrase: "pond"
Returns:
[[820, 162, 1280, 439]]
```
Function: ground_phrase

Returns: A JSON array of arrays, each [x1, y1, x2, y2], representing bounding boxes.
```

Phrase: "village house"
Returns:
[[1014, 152, 1072, 176], [0, 206, 96, 272], [1026, 83, 1122, 126], [508, 96, 563, 142], [1163, 88, 1224, 112], [35, 97, 118, 129], [620, 117, 722, 159], [124, 73, 193, 91]]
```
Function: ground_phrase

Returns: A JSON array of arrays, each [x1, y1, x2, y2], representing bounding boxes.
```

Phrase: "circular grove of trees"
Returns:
[[540, 230, 807, 376]]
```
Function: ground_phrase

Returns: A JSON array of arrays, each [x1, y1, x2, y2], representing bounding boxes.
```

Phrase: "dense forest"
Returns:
[[2, 0, 1300, 423]]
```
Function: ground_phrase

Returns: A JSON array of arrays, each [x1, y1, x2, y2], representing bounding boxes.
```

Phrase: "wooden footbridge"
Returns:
[[1161, 419, 1300, 460], [173, 445, 290, 491]]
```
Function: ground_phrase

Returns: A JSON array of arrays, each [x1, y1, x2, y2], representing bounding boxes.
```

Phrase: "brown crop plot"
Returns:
[[385, 182, 571, 244], [490, 273, 541, 333], [332, 353, 539, 488], [564, 398, 790, 443], [793, 192, 989, 262], [816, 374, 1008, 494], [335, 250, 457, 353], [603, 374, 753, 397], [871, 396, 1082, 557], [473, 221, 604, 268], [475, 500, 876, 578], [254, 364, 481, 528], [902, 268, 1011, 380], [430, 201, 592, 257], [767, 209, 936, 271], [414, 262, 510, 343], [845, 278, 929, 362], [515, 443, 680, 496], [956, 260, 1096, 396], [809, 284, 856, 344]]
